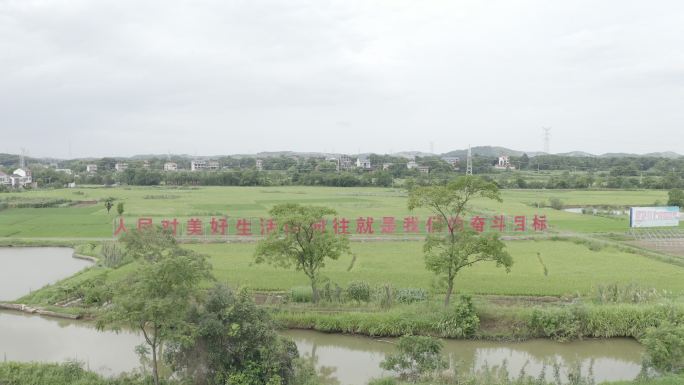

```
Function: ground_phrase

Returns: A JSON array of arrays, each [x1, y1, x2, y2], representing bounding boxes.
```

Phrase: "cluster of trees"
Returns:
[[6, 151, 684, 190], [98, 228, 316, 385], [492, 171, 684, 190], [255, 176, 513, 307]]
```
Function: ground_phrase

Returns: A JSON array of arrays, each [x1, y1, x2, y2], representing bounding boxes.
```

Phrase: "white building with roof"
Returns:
[[356, 157, 372, 169], [494, 155, 515, 170], [164, 162, 178, 171], [10, 168, 32, 188]]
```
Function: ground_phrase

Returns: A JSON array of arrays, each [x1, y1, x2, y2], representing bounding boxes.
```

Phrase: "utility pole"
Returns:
[[466, 146, 473, 175]]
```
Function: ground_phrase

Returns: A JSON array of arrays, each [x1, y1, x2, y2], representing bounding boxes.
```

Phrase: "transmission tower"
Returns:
[[542, 127, 551, 154], [20, 148, 26, 168], [466, 146, 473, 175]]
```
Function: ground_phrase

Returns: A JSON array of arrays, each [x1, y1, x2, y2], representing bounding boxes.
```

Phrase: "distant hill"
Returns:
[[555, 151, 595, 157], [642, 152, 682, 159], [442, 146, 535, 158], [392, 151, 436, 159], [2, 148, 682, 164]]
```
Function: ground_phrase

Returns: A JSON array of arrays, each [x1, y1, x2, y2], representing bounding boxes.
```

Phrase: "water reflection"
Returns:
[[0, 311, 142, 376], [282, 330, 644, 385]]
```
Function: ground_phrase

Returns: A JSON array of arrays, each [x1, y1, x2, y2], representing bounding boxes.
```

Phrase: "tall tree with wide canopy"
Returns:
[[408, 176, 513, 306], [98, 227, 212, 385], [254, 203, 350, 303]]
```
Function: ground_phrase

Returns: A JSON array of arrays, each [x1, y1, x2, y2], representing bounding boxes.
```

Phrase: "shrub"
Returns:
[[436, 295, 480, 338], [319, 280, 343, 303], [377, 283, 394, 310], [101, 241, 124, 268], [642, 322, 684, 373], [549, 197, 564, 210], [346, 281, 371, 303], [594, 283, 666, 304], [289, 286, 313, 303], [529, 306, 588, 341], [379, 335, 446, 380], [395, 288, 428, 304]]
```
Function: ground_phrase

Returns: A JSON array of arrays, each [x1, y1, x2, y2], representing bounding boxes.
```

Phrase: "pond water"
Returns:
[[0, 247, 92, 301], [0, 248, 645, 384], [283, 330, 644, 385]]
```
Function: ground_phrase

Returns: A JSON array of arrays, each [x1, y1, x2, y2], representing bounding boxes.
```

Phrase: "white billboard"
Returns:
[[629, 206, 680, 228]]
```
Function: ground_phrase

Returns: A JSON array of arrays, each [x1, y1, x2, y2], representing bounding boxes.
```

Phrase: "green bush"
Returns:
[[395, 288, 428, 304], [319, 280, 343, 303], [594, 282, 665, 304], [529, 306, 588, 341], [549, 197, 564, 210], [289, 286, 313, 303], [101, 241, 125, 268], [346, 280, 371, 303], [436, 295, 480, 338], [374, 283, 394, 310], [642, 322, 684, 373]]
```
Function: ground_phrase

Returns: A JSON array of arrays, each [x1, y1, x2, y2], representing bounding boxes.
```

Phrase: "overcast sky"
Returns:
[[2, 0, 683, 158]]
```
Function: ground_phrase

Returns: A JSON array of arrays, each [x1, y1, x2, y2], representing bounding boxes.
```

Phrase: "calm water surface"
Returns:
[[0, 247, 92, 301], [283, 330, 644, 385], [0, 247, 645, 384]]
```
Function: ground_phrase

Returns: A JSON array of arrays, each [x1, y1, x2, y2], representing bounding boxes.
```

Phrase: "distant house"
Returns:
[[10, 168, 32, 188], [164, 162, 178, 171], [0, 171, 9, 186], [337, 155, 353, 171], [382, 163, 393, 171], [115, 162, 128, 172], [256, 159, 263, 172], [86, 164, 98, 173], [143, 160, 150, 169], [191, 159, 220, 171], [417, 165, 430, 174], [191, 160, 206, 171], [406, 160, 418, 170], [442, 157, 460, 169], [494, 155, 515, 170], [356, 157, 372, 169]]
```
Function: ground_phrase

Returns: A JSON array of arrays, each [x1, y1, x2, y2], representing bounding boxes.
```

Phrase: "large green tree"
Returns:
[[408, 176, 513, 306], [169, 285, 300, 385], [98, 227, 212, 385], [254, 203, 350, 303]]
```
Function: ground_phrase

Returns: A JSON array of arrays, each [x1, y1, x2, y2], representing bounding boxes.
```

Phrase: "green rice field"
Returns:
[[0, 186, 673, 238]]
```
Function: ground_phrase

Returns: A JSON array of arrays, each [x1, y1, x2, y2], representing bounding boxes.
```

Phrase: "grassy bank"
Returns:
[[17, 238, 684, 308], [374, 376, 684, 385], [2, 362, 682, 385], [274, 301, 684, 340]]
